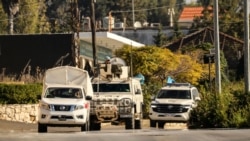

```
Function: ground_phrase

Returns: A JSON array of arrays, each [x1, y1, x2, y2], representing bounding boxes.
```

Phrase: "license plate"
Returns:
[[58, 118, 66, 121], [120, 114, 132, 118], [166, 114, 174, 117]]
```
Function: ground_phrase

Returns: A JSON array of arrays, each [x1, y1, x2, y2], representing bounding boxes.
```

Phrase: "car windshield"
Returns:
[[156, 90, 191, 99], [45, 88, 83, 99], [92, 84, 130, 92]]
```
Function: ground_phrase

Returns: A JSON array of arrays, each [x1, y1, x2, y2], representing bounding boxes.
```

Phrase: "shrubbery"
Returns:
[[0, 83, 42, 104], [190, 81, 250, 128]]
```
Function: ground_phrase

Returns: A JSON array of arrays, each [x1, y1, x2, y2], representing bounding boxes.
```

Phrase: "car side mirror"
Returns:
[[135, 89, 141, 94], [151, 96, 155, 101], [86, 95, 92, 100], [195, 97, 201, 101]]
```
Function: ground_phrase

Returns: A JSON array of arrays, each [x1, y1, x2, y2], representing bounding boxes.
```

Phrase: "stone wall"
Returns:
[[0, 104, 188, 129], [0, 104, 38, 123]]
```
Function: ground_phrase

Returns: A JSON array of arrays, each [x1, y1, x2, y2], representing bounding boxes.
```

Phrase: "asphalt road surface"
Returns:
[[0, 119, 121, 133], [1, 120, 250, 141], [0, 128, 250, 141], [0, 120, 37, 133]]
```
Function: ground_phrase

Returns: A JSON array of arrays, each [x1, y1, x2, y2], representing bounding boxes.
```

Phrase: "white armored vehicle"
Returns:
[[90, 57, 144, 130], [38, 66, 93, 133], [149, 83, 201, 128]]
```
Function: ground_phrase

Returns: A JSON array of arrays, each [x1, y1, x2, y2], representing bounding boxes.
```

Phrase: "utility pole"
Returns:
[[132, 0, 135, 29], [213, 0, 221, 94], [244, 0, 250, 93], [90, 0, 97, 67], [108, 11, 112, 32]]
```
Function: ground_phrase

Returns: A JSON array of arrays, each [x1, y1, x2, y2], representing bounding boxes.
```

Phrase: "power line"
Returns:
[[111, 2, 186, 14]]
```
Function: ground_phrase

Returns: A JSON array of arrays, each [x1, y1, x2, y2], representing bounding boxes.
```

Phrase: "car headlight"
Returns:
[[181, 105, 191, 112], [183, 105, 192, 109], [150, 104, 157, 108], [119, 98, 132, 106], [40, 103, 51, 111], [74, 105, 84, 110]]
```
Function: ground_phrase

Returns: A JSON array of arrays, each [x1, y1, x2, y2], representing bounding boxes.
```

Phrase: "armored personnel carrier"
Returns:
[[90, 57, 144, 130]]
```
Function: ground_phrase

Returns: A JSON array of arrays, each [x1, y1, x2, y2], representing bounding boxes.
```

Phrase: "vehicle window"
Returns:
[[134, 84, 141, 94], [92, 84, 130, 92], [45, 88, 83, 99], [157, 90, 191, 99]]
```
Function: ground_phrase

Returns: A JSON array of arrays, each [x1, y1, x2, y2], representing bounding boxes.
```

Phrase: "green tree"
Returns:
[[218, 0, 244, 39], [157, 0, 176, 26], [14, 0, 39, 33], [170, 20, 183, 41], [146, 0, 158, 24], [193, 0, 244, 40], [37, 1, 50, 33], [116, 45, 203, 85], [153, 25, 167, 47], [0, 1, 8, 34], [173, 53, 203, 85], [1, 0, 49, 34], [46, 0, 71, 33], [1, 0, 19, 34]]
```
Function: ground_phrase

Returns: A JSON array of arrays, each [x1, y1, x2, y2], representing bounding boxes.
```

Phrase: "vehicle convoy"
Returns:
[[149, 83, 201, 128], [90, 57, 144, 130], [37, 66, 93, 133]]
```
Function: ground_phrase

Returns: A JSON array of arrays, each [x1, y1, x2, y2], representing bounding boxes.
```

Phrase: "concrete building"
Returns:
[[79, 31, 145, 68]]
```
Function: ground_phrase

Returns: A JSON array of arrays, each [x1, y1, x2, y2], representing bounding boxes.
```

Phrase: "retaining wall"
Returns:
[[0, 104, 187, 129], [0, 104, 38, 123]]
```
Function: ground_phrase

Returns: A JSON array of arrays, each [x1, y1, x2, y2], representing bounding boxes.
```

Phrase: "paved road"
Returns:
[[0, 119, 152, 133], [0, 127, 250, 141], [0, 119, 188, 133], [0, 119, 122, 133], [0, 120, 37, 133], [1, 120, 250, 141]]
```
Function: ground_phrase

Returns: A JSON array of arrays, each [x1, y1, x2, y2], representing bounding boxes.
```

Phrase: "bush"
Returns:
[[142, 81, 162, 118], [0, 83, 42, 104], [190, 81, 250, 128]]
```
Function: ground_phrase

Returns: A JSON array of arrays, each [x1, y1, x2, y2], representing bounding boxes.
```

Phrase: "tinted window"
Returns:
[[92, 84, 130, 92], [157, 90, 191, 99], [45, 88, 83, 99]]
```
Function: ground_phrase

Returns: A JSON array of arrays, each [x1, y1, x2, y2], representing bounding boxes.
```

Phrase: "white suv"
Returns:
[[149, 83, 201, 128]]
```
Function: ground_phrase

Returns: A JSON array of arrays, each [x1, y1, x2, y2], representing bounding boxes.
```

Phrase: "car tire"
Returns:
[[150, 119, 157, 128], [134, 119, 142, 129], [125, 118, 133, 129], [38, 123, 47, 133], [158, 122, 165, 129]]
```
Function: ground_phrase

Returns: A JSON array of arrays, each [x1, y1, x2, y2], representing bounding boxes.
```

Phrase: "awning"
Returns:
[[79, 32, 145, 50]]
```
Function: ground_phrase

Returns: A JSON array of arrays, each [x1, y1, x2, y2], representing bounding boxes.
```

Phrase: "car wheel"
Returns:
[[150, 120, 157, 128], [38, 123, 47, 133]]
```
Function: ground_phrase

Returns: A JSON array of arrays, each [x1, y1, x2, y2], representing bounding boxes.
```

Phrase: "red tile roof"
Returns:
[[179, 7, 204, 21]]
